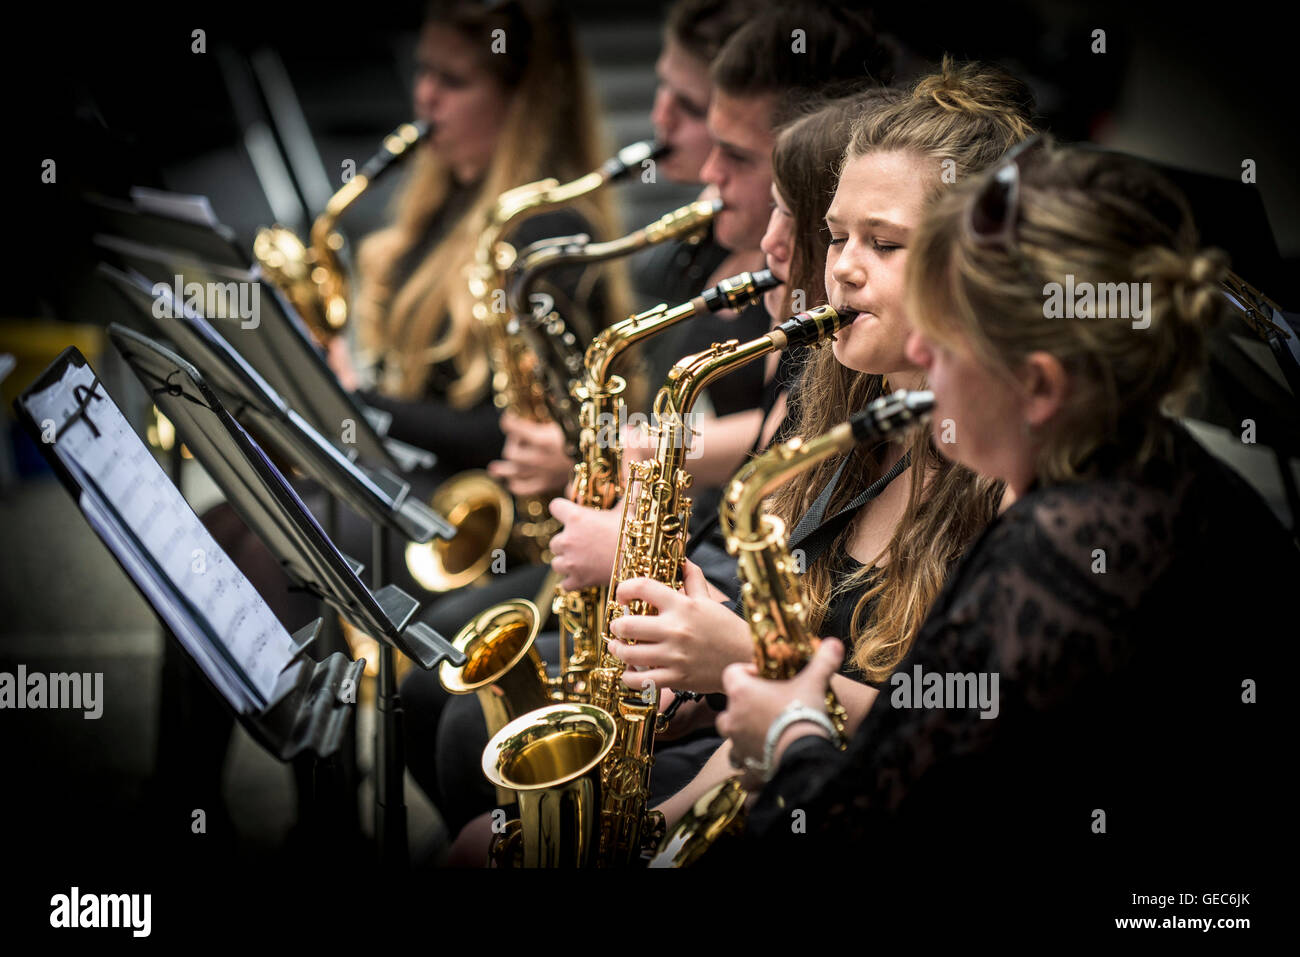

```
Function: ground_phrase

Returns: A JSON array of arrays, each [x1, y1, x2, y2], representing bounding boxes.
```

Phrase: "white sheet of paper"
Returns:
[[27, 362, 301, 710]]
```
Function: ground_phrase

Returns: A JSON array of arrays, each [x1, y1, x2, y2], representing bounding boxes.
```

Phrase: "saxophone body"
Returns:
[[436, 274, 776, 807], [588, 304, 844, 866], [479, 304, 841, 867], [556, 268, 780, 703], [404, 140, 666, 591], [254, 120, 429, 346], [651, 390, 935, 868]]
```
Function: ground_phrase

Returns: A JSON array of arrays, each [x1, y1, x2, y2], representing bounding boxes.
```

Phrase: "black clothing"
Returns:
[[739, 424, 1295, 880]]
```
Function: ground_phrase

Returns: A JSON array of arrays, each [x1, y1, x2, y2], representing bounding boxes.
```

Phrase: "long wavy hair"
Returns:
[[767, 58, 1036, 680], [355, 0, 628, 405]]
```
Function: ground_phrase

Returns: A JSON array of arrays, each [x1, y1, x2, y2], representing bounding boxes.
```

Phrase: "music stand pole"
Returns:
[[373, 523, 408, 868]]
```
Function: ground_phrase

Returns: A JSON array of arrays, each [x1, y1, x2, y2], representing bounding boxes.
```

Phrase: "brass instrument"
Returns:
[[506, 199, 723, 448], [591, 304, 845, 867], [401, 168, 724, 595], [555, 268, 780, 703], [482, 704, 616, 868], [480, 304, 845, 868], [651, 390, 936, 868], [253, 120, 429, 346], [435, 271, 779, 801]]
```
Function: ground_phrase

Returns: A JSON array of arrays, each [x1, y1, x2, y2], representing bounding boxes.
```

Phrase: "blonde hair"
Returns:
[[355, 0, 629, 404], [769, 57, 1033, 680], [906, 137, 1228, 484]]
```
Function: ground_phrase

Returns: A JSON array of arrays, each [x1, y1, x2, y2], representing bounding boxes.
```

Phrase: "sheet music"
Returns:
[[25, 361, 302, 711]]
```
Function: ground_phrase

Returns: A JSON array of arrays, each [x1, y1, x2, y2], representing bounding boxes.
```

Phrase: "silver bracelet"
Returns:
[[743, 702, 842, 782]]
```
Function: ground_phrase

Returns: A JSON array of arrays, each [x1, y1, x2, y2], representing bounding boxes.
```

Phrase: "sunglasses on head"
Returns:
[[966, 133, 1046, 249]]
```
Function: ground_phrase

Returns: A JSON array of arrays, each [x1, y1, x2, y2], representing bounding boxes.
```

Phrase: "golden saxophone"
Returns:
[[254, 120, 429, 346], [506, 198, 723, 450], [434, 270, 779, 803], [402, 150, 725, 595], [555, 268, 781, 703], [480, 304, 845, 867], [650, 390, 935, 868], [592, 304, 846, 866]]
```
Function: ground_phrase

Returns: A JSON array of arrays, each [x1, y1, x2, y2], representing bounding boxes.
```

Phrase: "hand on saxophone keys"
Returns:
[[605, 559, 753, 693], [716, 637, 846, 787]]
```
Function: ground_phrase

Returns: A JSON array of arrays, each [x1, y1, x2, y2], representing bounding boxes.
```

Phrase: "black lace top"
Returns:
[[735, 423, 1296, 867]]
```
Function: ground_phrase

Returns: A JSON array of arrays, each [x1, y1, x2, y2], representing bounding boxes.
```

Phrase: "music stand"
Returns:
[[86, 189, 433, 475], [13, 348, 365, 845], [109, 325, 464, 867], [96, 262, 451, 546]]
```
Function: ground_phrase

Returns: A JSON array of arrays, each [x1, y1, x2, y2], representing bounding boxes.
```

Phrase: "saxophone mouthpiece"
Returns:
[[773, 305, 843, 349], [603, 140, 669, 182], [749, 268, 778, 294], [850, 389, 935, 442]]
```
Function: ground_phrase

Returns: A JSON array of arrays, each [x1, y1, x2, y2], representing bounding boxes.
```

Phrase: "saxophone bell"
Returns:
[[483, 704, 617, 868]]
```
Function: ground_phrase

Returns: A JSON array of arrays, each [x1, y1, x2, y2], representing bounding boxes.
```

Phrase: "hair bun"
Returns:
[[1133, 245, 1228, 331], [909, 55, 1036, 138]]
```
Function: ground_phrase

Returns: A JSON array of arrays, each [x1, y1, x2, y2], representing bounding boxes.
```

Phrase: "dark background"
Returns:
[[0, 0, 1294, 936]]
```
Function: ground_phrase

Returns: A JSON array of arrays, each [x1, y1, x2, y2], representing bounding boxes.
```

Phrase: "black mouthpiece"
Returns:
[[775, 305, 843, 348], [602, 140, 668, 182], [849, 390, 935, 443]]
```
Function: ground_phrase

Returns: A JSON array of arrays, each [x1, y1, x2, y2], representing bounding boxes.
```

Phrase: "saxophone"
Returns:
[[436, 271, 779, 806], [650, 390, 936, 868], [400, 140, 693, 594], [480, 304, 844, 867], [556, 268, 780, 703], [506, 199, 723, 451], [590, 304, 845, 866], [254, 120, 429, 346]]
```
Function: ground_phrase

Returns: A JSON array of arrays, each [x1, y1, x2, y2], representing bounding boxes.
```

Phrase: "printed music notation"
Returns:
[[24, 361, 301, 712]]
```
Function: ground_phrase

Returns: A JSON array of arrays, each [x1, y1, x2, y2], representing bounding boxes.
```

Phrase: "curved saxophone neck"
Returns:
[[661, 304, 843, 422], [506, 198, 721, 321], [583, 263, 777, 392], [470, 141, 664, 317], [725, 424, 856, 544], [309, 120, 428, 252], [724, 389, 937, 543]]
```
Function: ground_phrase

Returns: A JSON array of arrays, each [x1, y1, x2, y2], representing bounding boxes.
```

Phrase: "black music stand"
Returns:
[[97, 262, 450, 545], [13, 348, 365, 849], [109, 326, 465, 868], [86, 188, 432, 474]]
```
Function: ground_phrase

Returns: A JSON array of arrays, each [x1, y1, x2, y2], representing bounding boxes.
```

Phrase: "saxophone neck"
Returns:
[[725, 424, 856, 544], [311, 120, 429, 249], [724, 389, 937, 543], [659, 303, 841, 421], [584, 267, 781, 389], [507, 198, 721, 324]]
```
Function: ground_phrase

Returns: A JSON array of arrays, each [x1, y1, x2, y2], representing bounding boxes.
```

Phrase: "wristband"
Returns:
[[743, 701, 842, 782]]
